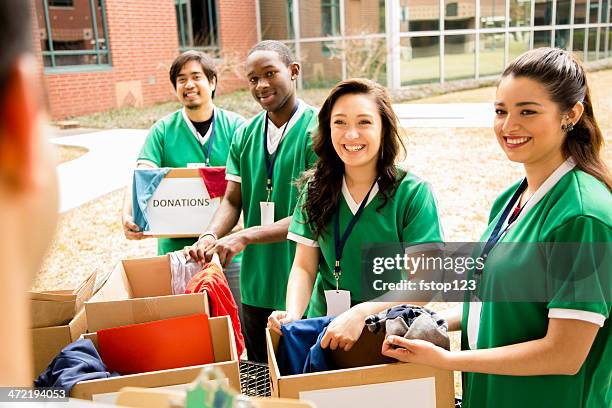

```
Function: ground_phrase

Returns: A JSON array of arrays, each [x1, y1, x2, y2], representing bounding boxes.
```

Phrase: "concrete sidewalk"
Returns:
[[51, 129, 147, 213], [395, 103, 493, 128], [51, 103, 493, 212]]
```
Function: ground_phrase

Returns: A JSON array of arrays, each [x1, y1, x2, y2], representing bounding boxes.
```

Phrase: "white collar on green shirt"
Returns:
[[266, 99, 308, 154], [181, 105, 216, 146], [467, 156, 577, 351], [501, 156, 577, 233], [341, 176, 380, 215]]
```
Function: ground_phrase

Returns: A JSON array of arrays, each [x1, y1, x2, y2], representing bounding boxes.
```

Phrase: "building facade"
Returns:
[[262, 0, 611, 89], [33, 0, 257, 119], [33, 0, 611, 119]]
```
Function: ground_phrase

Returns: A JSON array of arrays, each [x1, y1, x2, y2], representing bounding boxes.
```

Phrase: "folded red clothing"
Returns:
[[97, 314, 214, 375], [198, 167, 227, 198], [185, 263, 245, 358]]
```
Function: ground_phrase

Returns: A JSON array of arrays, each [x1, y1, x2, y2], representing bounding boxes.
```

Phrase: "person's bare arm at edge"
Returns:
[[383, 318, 599, 376], [268, 243, 320, 334], [121, 162, 155, 240]]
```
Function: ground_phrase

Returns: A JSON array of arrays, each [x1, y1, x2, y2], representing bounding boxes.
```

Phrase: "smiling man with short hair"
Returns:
[[122, 50, 245, 308], [186, 41, 319, 362]]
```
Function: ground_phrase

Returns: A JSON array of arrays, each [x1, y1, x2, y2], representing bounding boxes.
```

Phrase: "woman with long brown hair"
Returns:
[[267, 78, 443, 350], [382, 48, 611, 407]]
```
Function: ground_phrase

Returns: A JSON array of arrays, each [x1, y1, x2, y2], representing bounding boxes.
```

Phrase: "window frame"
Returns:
[[48, 0, 74, 8], [176, 0, 220, 54], [40, 0, 112, 72]]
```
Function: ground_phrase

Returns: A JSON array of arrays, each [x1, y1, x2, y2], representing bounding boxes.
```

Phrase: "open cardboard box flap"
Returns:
[[86, 293, 209, 333], [85, 255, 209, 332], [89, 255, 174, 302], [266, 328, 454, 406], [71, 315, 238, 400], [30, 271, 97, 328]]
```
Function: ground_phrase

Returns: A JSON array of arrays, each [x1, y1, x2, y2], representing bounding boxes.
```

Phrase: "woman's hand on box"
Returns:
[[382, 335, 449, 368], [267, 311, 300, 335]]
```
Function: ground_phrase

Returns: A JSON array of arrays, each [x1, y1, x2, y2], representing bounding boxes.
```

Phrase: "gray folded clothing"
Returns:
[[366, 304, 450, 350], [386, 314, 450, 350]]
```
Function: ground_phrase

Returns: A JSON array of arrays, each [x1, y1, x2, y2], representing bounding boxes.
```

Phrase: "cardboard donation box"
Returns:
[[84, 255, 210, 332], [71, 255, 239, 401], [71, 316, 239, 402], [30, 272, 97, 378], [134, 168, 224, 238], [267, 328, 455, 408]]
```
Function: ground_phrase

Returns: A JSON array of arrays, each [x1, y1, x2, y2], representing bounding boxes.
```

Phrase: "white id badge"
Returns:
[[260, 201, 275, 226], [324, 290, 351, 316]]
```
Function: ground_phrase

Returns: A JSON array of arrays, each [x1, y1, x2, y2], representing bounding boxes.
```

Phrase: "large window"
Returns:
[[176, 0, 219, 53], [321, 1, 341, 37], [257, 0, 612, 89], [36, 0, 111, 69]]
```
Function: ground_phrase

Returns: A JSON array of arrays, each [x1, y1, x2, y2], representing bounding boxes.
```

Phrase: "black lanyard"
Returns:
[[476, 178, 528, 278], [333, 180, 377, 290], [263, 103, 299, 201], [200, 110, 216, 167]]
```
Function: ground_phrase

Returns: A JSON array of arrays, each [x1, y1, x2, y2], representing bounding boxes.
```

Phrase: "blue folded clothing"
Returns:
[[277, 316, 335, 375], [132, 168, 170, 231], [34, 339, 118, 392]]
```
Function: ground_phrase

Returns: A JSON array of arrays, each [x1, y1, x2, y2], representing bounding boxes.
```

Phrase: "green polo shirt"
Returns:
[[138, 106, 244, 255], [461, 166, 611, 408], [226, 101, 318, 309], [289, 170, 444, 317]]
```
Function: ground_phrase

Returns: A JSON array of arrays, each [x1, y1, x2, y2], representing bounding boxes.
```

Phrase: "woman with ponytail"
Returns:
[[382, 48, 611, 407]]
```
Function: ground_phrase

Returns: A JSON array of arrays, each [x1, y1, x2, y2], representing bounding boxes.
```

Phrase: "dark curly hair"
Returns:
[[300, 78, 406, 238]]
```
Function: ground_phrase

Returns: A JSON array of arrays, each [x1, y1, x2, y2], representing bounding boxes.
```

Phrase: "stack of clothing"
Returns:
[[365, 304, 450, 350], [277, 305, 450, 376]]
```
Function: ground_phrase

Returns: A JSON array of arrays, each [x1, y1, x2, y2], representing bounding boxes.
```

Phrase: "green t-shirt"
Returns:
[[138, 107, 245, 255], [461, 161, 612, 408], [289, 170, 444, 317], [226, 101, 318, 309]]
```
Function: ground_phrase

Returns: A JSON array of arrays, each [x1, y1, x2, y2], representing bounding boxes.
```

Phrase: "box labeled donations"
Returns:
[[132, 168, 225, 237]]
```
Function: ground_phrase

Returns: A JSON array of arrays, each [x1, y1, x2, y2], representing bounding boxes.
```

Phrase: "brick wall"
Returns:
[[216, 0, 258, 94], [36, 0, 178, 119], [34, 0, 258, 120], [41, 0, 178, 119]]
